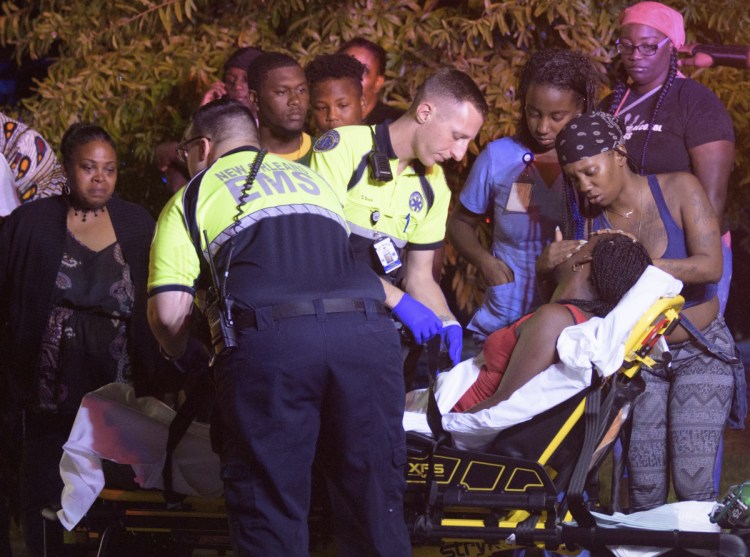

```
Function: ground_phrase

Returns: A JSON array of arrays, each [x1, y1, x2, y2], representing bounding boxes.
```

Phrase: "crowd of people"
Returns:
[[0, 2, 747, 555]]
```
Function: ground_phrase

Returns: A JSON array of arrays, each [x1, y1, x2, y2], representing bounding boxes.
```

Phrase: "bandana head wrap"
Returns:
[[620, 1, 685, 49], [555, 112, 625, 166]]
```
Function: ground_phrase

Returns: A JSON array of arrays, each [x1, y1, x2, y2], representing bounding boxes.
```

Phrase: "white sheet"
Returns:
[[57, 383, 221, 530], [403, 266, 683, 451], [588, 501, 719, 557], [58, 267, 682, 531]]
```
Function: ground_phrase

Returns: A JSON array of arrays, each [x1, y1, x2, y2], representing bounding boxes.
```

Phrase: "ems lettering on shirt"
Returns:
[[214, 161, 321, 204], [373, 236, 402, 274]]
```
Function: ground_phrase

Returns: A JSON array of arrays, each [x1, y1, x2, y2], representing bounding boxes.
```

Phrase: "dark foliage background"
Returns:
[[1, 0, 748, 333]]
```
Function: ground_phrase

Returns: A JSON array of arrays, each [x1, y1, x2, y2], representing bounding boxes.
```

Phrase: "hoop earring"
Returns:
[[62, 182, 70, 196]]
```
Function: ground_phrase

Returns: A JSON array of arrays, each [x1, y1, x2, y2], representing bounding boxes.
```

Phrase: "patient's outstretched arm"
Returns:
[[465, 303, 577, 413]]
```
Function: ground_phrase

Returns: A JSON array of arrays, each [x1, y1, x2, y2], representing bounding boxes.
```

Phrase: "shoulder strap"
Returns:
[[679, 315, 739, 364], [562, 304, 589, 325], [411, 160, 435, 212], [182, 175, 206, 265], [647, 174, 672, 224], [346, 154, 371, 192], [346, 123, 434, 211], [163, 369, 212, 507]]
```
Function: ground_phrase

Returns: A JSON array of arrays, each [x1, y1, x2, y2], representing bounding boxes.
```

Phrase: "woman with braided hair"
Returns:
[[604, 1, 735, 315], [448, 48, 602, 345], [554, 110, 739, 511], [453, 232, 652, 413]]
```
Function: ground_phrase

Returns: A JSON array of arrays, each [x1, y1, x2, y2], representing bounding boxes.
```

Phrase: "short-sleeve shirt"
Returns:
[[603, 78, 734, 174], [460, 137, 564, 338], [148, 147, 383, 310], [308, 124, 450, 275], [273, 132, 313, 167]]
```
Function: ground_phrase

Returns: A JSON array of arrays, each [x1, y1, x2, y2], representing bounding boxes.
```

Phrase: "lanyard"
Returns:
[[613, 85, 663, 117]]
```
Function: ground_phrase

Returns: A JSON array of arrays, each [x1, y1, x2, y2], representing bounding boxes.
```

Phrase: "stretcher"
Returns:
[[44, 268, 749, 556], [403, 294, 747, 556]]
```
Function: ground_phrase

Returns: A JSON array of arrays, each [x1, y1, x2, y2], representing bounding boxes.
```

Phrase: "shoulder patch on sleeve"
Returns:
[[313, 130, 340, 153]]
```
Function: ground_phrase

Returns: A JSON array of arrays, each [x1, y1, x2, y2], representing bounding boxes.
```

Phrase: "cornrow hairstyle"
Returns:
[[517, 49, 602, 149], [246, 52, 301, 93], [60, 123, 117, 169], [591, 233, 652, 314], [608, 49, 679, 175], [305, 53, 365, 96], [338, 37, 387, 76], [559, 233, 652, 317]]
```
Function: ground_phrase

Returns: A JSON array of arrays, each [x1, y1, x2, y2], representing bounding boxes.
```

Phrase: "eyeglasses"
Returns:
[[615, 36, 670, 56], [176, 136, 209, 163]]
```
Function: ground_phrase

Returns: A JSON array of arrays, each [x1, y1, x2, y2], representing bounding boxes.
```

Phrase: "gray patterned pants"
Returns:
[[627, 316, 735, 511]]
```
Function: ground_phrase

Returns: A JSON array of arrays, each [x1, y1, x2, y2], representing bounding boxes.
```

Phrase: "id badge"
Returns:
[[373, 236, 402, 274], [506, 181, 532, 212]]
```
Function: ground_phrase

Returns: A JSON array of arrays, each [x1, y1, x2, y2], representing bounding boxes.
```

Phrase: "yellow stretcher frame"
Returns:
[[44, 295, 748, 556]]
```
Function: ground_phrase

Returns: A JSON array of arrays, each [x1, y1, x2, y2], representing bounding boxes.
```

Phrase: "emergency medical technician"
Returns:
[[147, 99, 421, 556], [309, 68, 488, 377]]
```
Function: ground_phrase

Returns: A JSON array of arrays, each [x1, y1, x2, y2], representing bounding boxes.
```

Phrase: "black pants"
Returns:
[[213, 306, 411, 557]]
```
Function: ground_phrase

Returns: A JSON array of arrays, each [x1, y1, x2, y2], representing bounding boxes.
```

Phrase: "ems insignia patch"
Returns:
[[409, 191, 424, 213], [313, 130, 340, 152]]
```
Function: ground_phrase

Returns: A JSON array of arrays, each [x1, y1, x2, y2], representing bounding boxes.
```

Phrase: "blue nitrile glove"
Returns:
[[391, 294, 442, 344], [440, 321, 463, 366]]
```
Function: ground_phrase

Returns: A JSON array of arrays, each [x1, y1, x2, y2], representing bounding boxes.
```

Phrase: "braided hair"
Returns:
[[607, 49, 679, 175], [559, 233, 653, 317], [517, 49, 602, 150]]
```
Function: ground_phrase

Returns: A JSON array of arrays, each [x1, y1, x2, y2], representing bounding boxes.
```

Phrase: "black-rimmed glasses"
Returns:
[[176, 136, 209, 163], [616, 36, 670, 56]]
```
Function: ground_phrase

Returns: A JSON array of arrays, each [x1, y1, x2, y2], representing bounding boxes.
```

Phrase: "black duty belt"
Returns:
[[234, 298, 387, 329]]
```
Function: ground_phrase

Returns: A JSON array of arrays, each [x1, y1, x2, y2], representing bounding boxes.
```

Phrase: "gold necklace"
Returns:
[[605, 183, 643, 241], [606, 206, 634, 219]]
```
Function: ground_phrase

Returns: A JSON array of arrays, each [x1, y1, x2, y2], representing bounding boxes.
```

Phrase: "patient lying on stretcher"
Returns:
[[453, 232, 652, 413], [403, 232, 684, 449]]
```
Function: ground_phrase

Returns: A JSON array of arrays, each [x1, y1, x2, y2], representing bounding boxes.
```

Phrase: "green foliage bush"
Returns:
[[1, 0, 748, 310]]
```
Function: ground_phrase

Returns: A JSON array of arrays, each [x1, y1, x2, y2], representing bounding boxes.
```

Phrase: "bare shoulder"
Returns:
[[520, 303, 576, 336], [657, 172, 706, 204], [657, 171, 701, 191]]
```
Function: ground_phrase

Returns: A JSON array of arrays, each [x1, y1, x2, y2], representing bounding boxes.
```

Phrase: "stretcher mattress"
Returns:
[[403, 266, 683, 451]]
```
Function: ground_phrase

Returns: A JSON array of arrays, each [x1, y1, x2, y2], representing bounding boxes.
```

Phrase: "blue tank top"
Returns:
[[647, 175, 716, 307]]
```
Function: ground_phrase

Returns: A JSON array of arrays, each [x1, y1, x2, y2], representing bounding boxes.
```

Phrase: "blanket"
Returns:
[[403, 266, 683, 451]]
